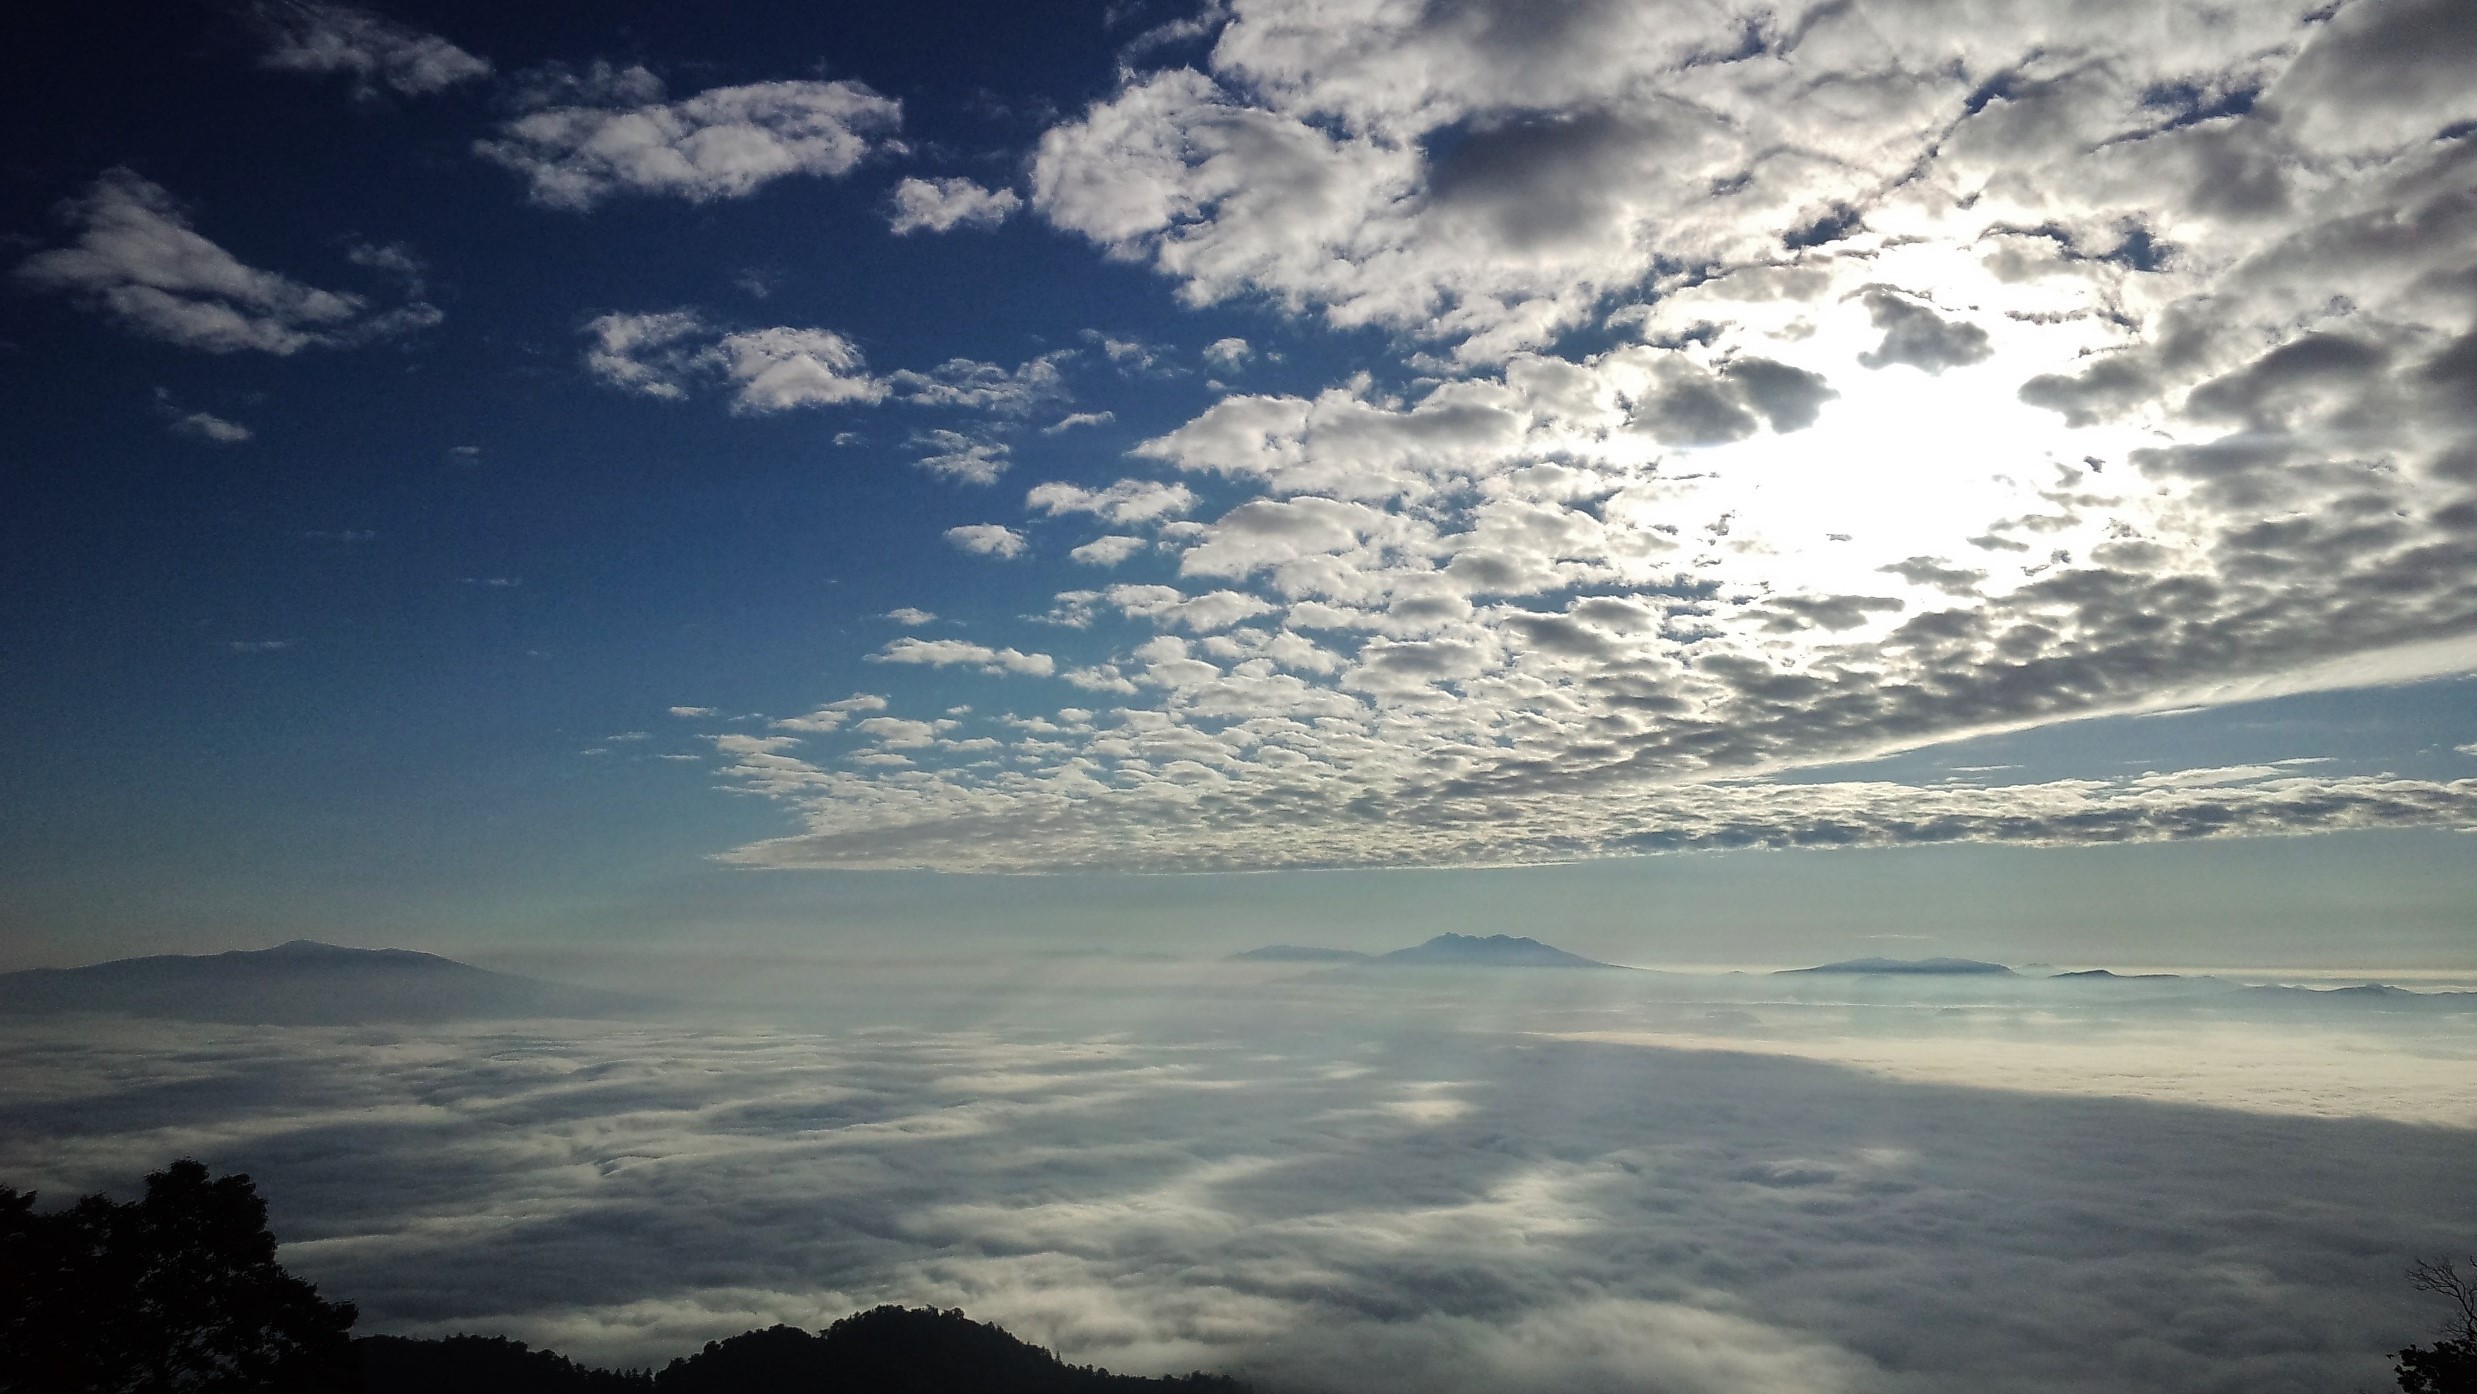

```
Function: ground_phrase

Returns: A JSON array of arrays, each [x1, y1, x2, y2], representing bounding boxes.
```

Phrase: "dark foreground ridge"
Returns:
[[1778, 956, 2016, 976], [0, 939, 642, 1024], [359, 1308, 1247, 1394]]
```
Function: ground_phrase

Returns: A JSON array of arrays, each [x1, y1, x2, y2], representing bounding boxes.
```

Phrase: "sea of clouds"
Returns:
[[4, 963, 2472, 1394]]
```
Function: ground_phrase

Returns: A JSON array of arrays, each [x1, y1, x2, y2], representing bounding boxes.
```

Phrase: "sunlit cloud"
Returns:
[[479, 64, 902, 209]]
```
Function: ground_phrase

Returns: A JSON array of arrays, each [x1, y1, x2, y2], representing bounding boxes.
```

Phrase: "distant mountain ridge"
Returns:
[[1227, 945, 1371, 962], [1778, 957, 2016, 976], [1231, 933, 1617, 969], [0, 940, 642, 1024], [1370, 934, 1616, 969]]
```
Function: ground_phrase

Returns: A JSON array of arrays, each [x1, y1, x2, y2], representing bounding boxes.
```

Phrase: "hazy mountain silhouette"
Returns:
[[2050, 968, 2188, 981], [0, 941, 643, 1025], [1364, 934, 1616, 969], [2238, 982, 2477, 1013], [1228, 945, 1371, 962], [1777, 957, 2016, 976]]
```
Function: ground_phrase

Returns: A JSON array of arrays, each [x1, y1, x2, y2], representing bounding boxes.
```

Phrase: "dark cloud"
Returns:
[[2266, 0, 2477, 151], [1630, 373, 1759, 446], [1720, 357, 1836, 431], [1854, 292, 1994, 375], [1630, 357, 1836, 445], [2017, 354, 2159, 427], [1878, 558, 1988, 596], [2181, 332, 2392, 427]]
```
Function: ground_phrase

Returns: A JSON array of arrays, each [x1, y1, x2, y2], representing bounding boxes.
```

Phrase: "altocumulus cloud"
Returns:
[[728, 0, 2477, 875]]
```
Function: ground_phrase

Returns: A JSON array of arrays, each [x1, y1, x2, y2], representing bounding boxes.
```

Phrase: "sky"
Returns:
[[5, 0, 2477, 973]]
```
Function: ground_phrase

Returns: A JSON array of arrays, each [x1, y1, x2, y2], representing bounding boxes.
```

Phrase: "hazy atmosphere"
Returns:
[[3, 0, 2473, 1390]]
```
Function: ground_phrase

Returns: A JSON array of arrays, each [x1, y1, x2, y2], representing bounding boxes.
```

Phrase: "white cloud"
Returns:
[[771, 693, 889, 733], [870, 638, 1054, 677], [580, 310, 708, 399], [884, 607, 938, 626], [889, 353, 1068, 414], [1082, 330, 1171, 374], [711, 327, 886, 411], [170, 410, 252, 443], [853, 715, 954, 748], [945, 524, 1029, 559], [1026, 477, 1198, 524], [478, 64, 902, 210], [154, 388, 251, 443], [667, 706, 716, 718], [253, 1, 491, 97], [1070, 535, 1150, 567], [913, 430, 1011, 485], [580, 313, 885, 410], [14, 170, 438, 354], [1106, 584, 1277, 632], [344, 239, 425, 291], [886, 175, 1023, 234], [1203, 336, 1251, 370]]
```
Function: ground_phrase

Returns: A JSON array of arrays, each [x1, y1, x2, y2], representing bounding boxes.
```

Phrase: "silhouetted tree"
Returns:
[[354, 1334, 651, 1394], [5, 1163, 1243, 1394], [356, 1310, 1246, 1394], [2396, 1256, 2477, 1394], [0, 1159, 360, 1394]]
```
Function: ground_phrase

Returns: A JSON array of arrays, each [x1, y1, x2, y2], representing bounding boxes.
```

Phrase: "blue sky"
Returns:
[[5, 0, 2476, 972]]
